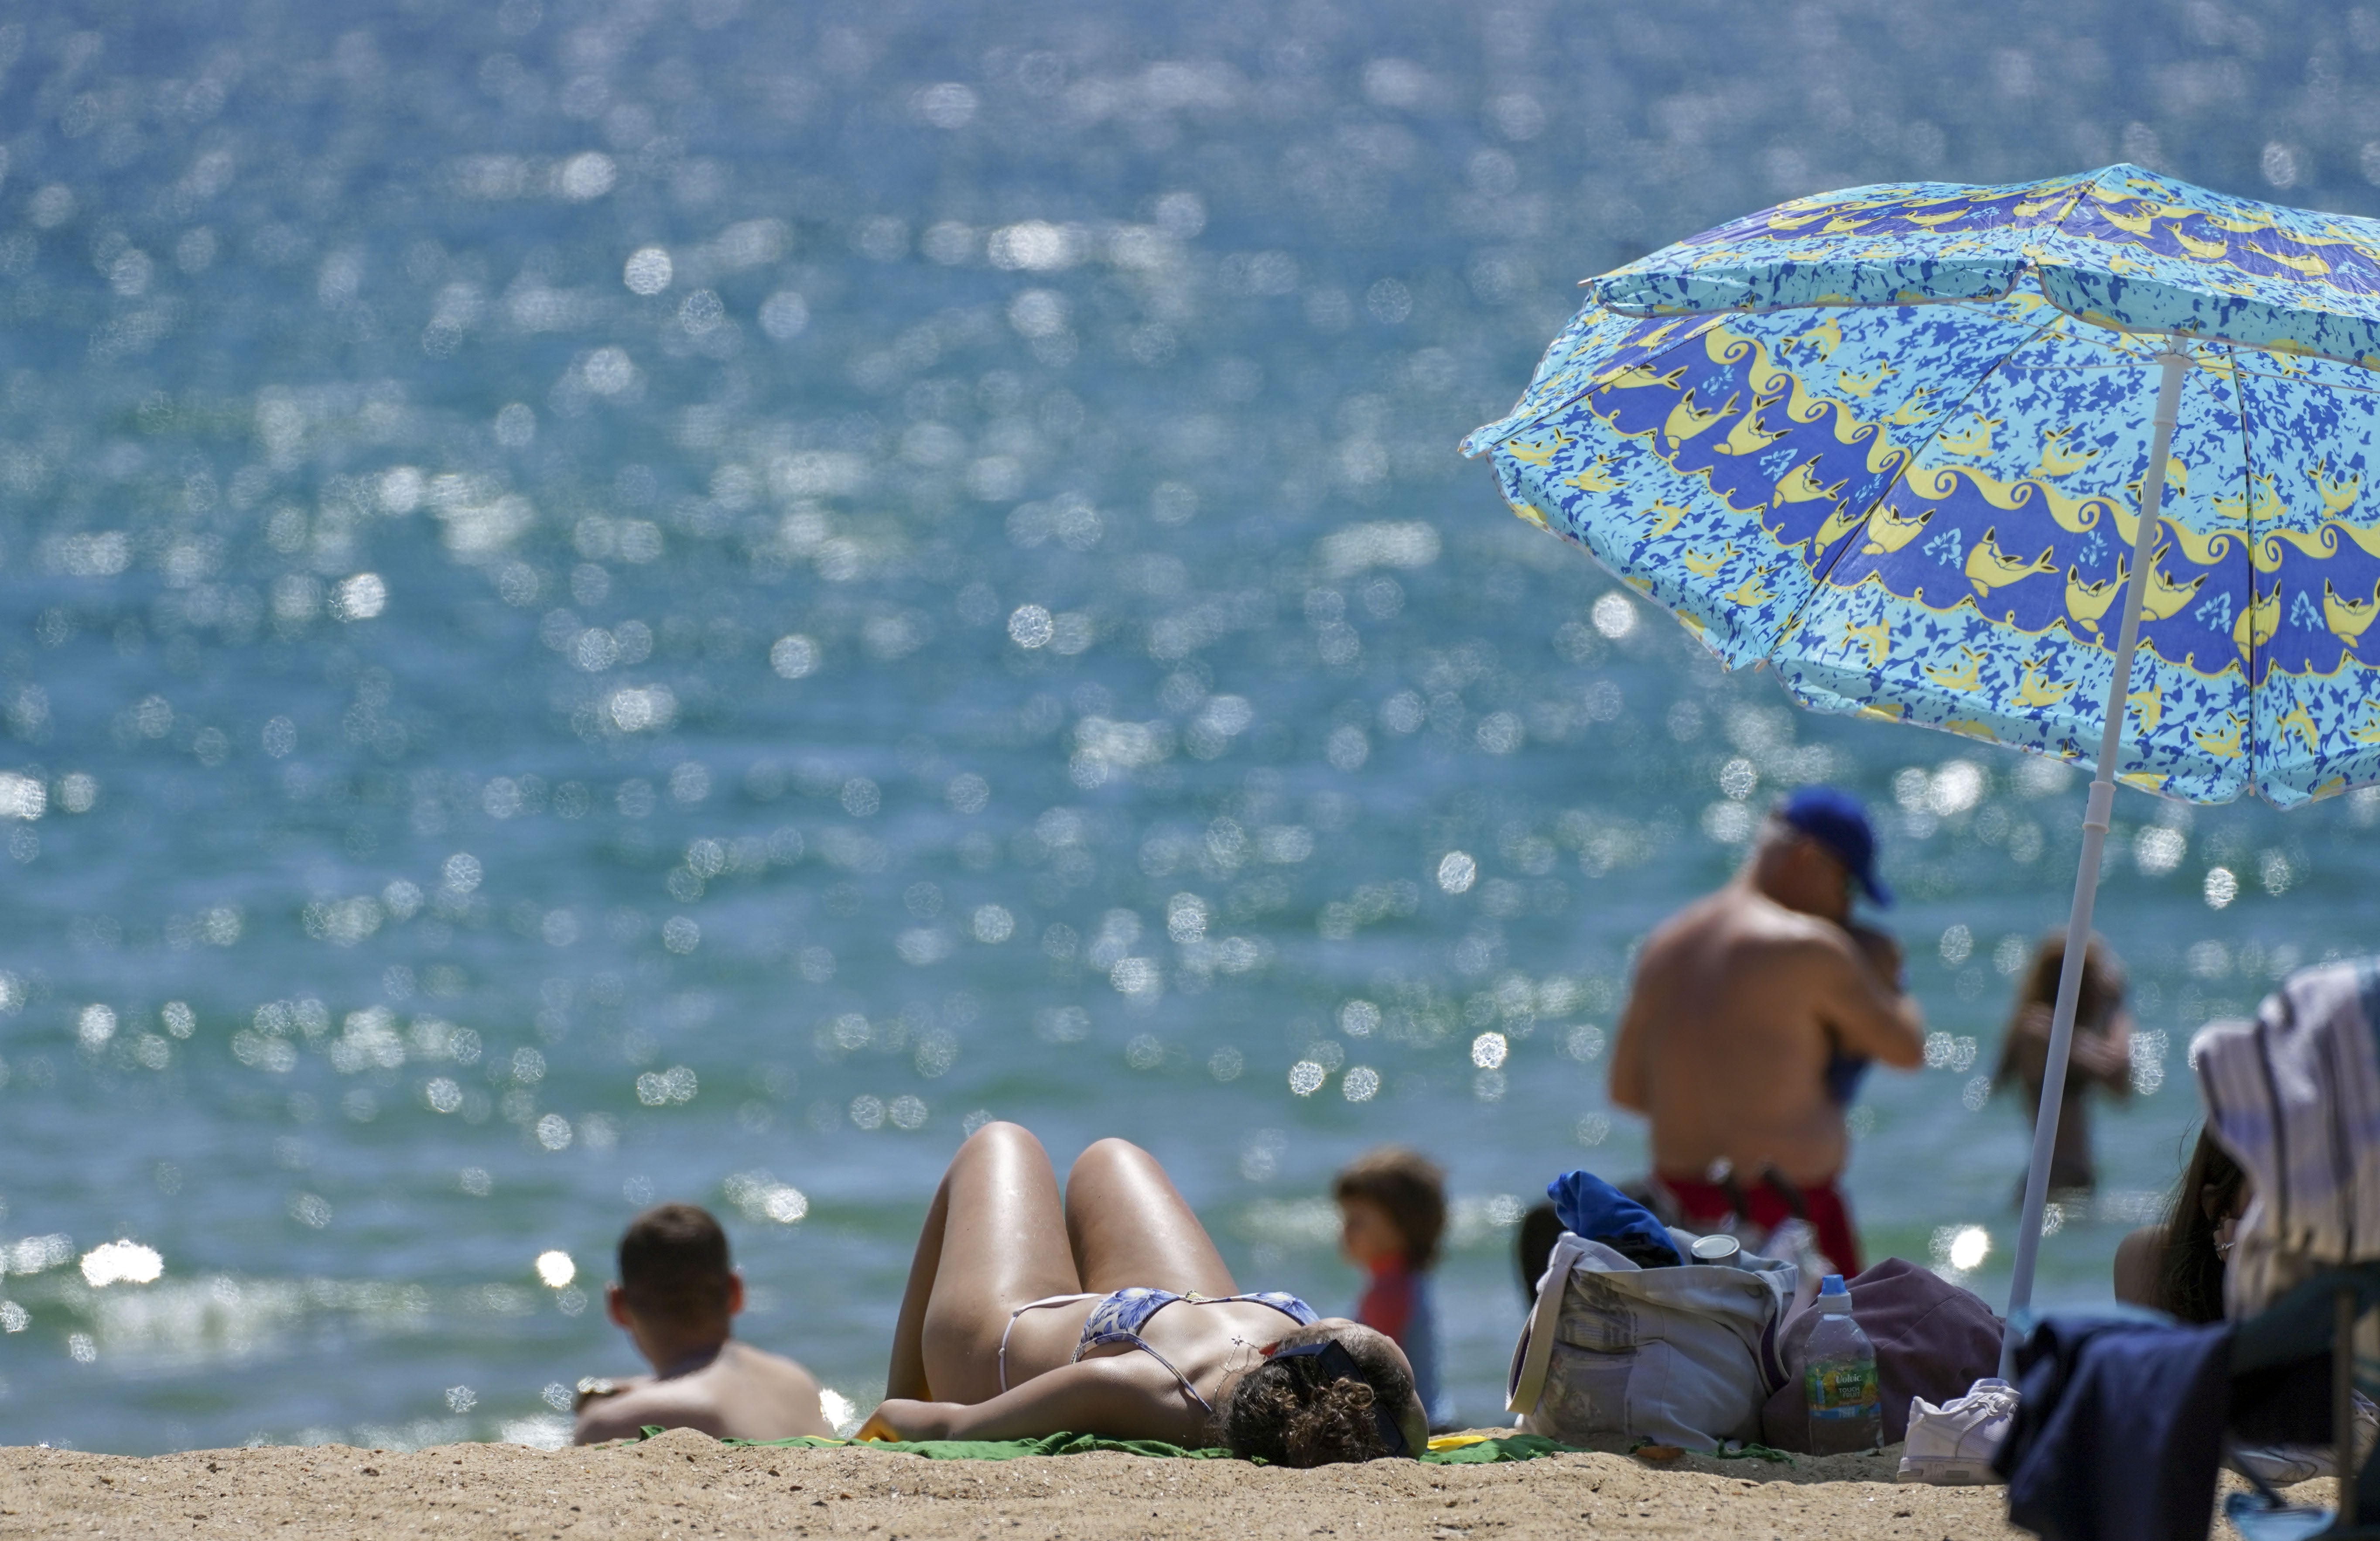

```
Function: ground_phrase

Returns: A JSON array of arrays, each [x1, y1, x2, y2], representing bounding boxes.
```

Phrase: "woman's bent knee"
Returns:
[[957, 1120, 1046, 1165], [1069, 1136, 1154, 1183]]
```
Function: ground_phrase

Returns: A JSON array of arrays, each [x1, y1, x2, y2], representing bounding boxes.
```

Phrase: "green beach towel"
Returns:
[[1416, 1434, 1581, 1464], [650, 1428, 1584, 1464]]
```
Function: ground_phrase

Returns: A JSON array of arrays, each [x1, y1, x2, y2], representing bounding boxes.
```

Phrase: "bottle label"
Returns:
[[1806, 1361, 1879, 1418]]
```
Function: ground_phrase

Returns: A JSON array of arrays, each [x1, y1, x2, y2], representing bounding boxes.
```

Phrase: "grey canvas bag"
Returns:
[[1507, 1229, 1815, 1451]]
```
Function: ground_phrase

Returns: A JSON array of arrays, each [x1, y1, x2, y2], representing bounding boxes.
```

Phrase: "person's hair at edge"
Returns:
[[619, 1202, 734, 1323], [1332, 1145, 1448, 1270], [2161, 1129, 2245, 1324], [1214, 1323, 1415, 1466], [1515, 1200, 1564, 1302], [2015, 933, 2126, 1031]]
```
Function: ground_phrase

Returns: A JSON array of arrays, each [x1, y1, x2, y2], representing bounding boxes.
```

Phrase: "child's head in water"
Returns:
[[2016, 934, 2126, 1024], [609, 1202, 743, 1367], [1333, 1147, 1446, 1274]]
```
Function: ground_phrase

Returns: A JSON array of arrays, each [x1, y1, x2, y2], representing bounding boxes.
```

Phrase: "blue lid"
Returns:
[[1819, 1273, 1847, 1294]]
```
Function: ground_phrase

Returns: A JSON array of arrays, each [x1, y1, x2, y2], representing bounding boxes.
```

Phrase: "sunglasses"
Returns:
[[1264, 1339, 1410, 1457]]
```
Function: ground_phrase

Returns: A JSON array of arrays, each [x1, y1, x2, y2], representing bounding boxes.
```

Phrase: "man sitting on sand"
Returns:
[[1609, 787, 1924, 1275], [574, 1202, 832, 1443]]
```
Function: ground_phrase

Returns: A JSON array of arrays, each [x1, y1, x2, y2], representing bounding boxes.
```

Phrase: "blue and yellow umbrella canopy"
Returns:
[[1464, 165, 2380, 808]]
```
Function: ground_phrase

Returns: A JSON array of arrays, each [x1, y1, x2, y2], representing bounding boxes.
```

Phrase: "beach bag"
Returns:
[[1506, 1229, 1804, 1451], [1758, 1257, 2004, 1450]]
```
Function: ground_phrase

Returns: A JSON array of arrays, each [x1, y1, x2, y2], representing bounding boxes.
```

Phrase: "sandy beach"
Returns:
[[0, 1426, 2315, 1539]]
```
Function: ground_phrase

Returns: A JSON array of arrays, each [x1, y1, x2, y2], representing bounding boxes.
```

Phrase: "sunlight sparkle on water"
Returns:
[[79, 1240, 164, 1288], [818, 1389, 860, 1438], [1949, 1226, 1990, 1272]]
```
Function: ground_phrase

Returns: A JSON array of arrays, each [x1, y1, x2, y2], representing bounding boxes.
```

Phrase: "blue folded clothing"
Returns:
[[1547, 1170, 1682, 1268]]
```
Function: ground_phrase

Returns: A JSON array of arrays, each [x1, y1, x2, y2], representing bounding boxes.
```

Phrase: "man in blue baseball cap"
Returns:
[[1609, 786, 1923, 1275]]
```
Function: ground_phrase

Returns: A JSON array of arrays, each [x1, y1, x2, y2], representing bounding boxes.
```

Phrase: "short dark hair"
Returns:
[[1333, 1146, 1446, 1271], [618, 1203, 733, 1322]]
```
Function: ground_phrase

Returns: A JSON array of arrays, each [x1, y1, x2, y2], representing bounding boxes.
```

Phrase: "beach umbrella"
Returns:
[[1460, 164, 2380, 1357]]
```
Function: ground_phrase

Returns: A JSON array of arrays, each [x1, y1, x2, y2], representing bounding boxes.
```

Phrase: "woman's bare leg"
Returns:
[[892, 1122, 1081, 1405], [884, 1172, 951, 1401], [1065, 1138, 1237, 1295]]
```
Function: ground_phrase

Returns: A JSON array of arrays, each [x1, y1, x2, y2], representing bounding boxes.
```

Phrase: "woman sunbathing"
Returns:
[[858, 1122, 1427, 1464]]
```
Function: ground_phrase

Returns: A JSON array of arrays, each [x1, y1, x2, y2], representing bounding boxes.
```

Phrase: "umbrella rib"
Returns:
[[2228, 365, 2380, 396], [2042, 170, 2109, 250], [2222, 342, 2274, 801], [1770, 312, 2067, 653]]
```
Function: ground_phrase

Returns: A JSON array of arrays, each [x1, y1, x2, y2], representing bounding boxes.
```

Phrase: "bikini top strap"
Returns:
[[1182, 1290, 1319, 1325], [999, 1293, 1104, 1395], [1016, 1291, 1103, 1313]]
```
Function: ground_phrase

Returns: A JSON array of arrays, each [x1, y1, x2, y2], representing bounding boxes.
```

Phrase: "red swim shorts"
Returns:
[[1655, 1172, 1864, 1277]]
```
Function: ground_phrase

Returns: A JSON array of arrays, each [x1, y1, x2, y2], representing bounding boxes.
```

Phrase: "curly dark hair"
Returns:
[[1214, 1324, 1416, 1466]]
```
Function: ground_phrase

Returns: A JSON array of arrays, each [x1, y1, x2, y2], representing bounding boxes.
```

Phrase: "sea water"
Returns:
[[0, 0, 2372, 1453]]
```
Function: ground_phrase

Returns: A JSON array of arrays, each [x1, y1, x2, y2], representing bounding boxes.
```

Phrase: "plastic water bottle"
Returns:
[[1802, 1274, 1881, 1454]]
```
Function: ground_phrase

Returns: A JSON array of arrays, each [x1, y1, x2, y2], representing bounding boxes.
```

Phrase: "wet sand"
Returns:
[[0, 1425, 2309, 1538]]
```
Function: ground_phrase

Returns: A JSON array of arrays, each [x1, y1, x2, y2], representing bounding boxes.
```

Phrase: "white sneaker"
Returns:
[[2229, 1443, 2327, 1488], [2226, 1394, 2380, 1487], [1896, 1377, 2019, 1485]]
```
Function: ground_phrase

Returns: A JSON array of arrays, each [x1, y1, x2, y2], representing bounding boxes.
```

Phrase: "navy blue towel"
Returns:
[[1994, 1316, 2231, 1541]]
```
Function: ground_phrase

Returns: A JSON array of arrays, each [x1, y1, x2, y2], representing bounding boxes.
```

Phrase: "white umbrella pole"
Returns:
[[2000, 343, 2193, 1377]]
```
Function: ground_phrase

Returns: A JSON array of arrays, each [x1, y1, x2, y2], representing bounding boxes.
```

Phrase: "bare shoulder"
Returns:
[[2112, 1224, 2166, 1310], [574, 1380, 724, 1445], [1752, 904, 1865, 962], [1735, 911, 1900, 1011], [1637, 891, 1734, 961], [731, 1342, 822, 1394]]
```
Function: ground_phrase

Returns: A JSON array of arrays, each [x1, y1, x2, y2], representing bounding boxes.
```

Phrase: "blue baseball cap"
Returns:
[[1778, 786, 1891, 907]]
